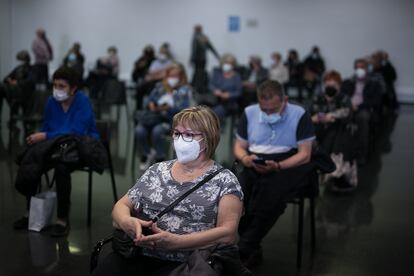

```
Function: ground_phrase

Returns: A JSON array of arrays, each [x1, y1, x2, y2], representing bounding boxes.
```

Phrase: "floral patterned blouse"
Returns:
[[127, 160, 243, 262]]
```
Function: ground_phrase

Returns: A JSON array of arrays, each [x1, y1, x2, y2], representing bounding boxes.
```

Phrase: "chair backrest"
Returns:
[[95, 120, 111, 144], [101, 79, 126, 105], [30, 90, 51, 118]]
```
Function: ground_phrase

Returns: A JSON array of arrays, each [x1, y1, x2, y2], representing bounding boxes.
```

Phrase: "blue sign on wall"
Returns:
[[228, 16, 240, 32]]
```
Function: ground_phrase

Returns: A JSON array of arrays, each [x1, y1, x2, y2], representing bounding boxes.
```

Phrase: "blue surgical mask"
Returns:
[[262, 112, 282, 124]]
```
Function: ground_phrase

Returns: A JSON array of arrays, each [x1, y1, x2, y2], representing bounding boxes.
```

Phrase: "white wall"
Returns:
[[2, 0, 414, 102]]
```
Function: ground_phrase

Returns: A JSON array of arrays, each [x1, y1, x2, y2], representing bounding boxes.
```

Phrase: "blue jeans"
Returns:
[[135, 123, 170, 160]]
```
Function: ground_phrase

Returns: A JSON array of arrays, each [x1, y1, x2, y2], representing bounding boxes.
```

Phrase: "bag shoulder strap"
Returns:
[[152, 167, 225, 222]]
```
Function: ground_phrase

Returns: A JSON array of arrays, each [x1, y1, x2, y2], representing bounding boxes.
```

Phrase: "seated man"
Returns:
[[0, 50, 35, 120], [234, 80, 315, 268], [342, 58, 382, 165]]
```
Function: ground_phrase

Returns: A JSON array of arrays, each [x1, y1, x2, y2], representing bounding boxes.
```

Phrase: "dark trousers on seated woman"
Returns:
[[92, 252, 182, 276], [237, 163, 314, 256], [26, 163, 78, 219]]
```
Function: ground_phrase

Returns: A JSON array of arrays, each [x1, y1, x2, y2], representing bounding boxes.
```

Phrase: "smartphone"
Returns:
[[253, 158, 267, 165]]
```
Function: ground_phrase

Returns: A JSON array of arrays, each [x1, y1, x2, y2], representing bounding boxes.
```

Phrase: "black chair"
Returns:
[[46, 120, 118, 226], [8, 86, 48, 152], [94, 79, 129, 121], [287, 168, 318, 268], [87, 120, 118, 226]]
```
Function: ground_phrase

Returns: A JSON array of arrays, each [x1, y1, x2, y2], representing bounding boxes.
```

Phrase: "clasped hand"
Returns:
[[120, 217, 177, 249]]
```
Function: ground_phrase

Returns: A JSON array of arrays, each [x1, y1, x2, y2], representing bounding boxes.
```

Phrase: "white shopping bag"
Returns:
[[28, 191, 56, 232]]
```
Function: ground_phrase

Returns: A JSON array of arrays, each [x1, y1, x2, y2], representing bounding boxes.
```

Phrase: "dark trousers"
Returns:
[[91, 252, 182, 276], [26, 163, 77, 219], [238, 163, 313, 255], [354, 109, 371, 161], [33, 63, 49, 84], [191, 60, 208, 94]]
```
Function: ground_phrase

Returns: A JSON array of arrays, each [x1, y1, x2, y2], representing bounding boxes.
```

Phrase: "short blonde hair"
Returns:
[[221, 53, 237, 66], [172, 105, 220, 159]]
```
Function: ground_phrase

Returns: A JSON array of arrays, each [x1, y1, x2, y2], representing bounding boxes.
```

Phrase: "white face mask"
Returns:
[[159, 53, 167, 61], [173, 136, 203, 163], [167, 77, 179, 88], [355, 68, 367, 79], [53, 89, 70, 102], [222, 63, 233, 72]]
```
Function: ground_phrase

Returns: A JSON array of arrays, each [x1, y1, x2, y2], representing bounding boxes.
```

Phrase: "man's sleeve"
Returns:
[[236, 111, 248, 141], [296, 111, 315, 143]]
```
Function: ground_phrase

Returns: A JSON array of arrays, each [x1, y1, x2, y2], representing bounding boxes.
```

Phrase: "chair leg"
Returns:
[[310, 196, 316, 250], [87, 170, 93, 227], [106, 144, 118, 203], [131, 132, 136, 173], [297, 197, 304, 268]]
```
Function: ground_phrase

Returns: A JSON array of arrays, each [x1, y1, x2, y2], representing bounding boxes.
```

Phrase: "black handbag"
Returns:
[[134, 109, 167, 127], [49, 136, 80, 164], [112, 167, 225, 259]]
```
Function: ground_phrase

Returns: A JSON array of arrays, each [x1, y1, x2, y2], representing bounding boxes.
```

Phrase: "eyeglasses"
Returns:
[[171, 130, 203, 142]]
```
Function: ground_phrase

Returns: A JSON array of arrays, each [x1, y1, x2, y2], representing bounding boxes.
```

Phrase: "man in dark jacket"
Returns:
[[190, 25, 220, 94], [303, 46, 326, 97], [0, 50, 35, 120], [377, 51, 398, 111], [342, 58, 382, 165]]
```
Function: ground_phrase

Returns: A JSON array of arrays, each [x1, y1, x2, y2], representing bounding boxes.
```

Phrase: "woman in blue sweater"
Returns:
[[14, 66, 99, 236]]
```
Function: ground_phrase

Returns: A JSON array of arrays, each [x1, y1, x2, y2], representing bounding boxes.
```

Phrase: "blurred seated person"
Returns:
[[131, 45, 155, 85], [241, 56, 268, 109], [377, 50, 398, 112], [342, 58, 382, 165], [0, 50, 35, 120], [161, 42, 174, 61], [367, 53, 387, 102], [310, 70, 357, 192], [92, 105, 244, 276], [268, 52, 289, 85], [284, 49, 304, 102], [303, 46, 325, 97], [63, 42, 85, 85], [135, 63, 192, 170], [86, 46, 119, 99], [135, 45, 173, 110], [233, 80, 315, 268], [208, 53, 242, 122], [13, 66, 100, 237]]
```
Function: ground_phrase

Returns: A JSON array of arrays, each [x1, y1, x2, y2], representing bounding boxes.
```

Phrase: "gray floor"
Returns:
[[1, 95, 413, 275]]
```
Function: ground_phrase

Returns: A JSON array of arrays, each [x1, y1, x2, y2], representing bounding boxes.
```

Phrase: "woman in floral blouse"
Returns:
[[93, 106, 243, 275]]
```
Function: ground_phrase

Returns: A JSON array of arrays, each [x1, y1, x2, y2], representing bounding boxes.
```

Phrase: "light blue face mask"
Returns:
[[262, 112, 282, 124]]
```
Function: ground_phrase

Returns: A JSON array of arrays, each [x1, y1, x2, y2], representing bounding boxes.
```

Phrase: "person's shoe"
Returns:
[[139, 148, 156, 171], [50, 223, 70, 237], [330, 177, 356, 193], [13, 216, 28, 230]]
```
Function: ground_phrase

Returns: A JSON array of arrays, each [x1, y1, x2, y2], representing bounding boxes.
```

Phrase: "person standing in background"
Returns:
[[190, 25, 220, 94], [32, 28, 53, 85]]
